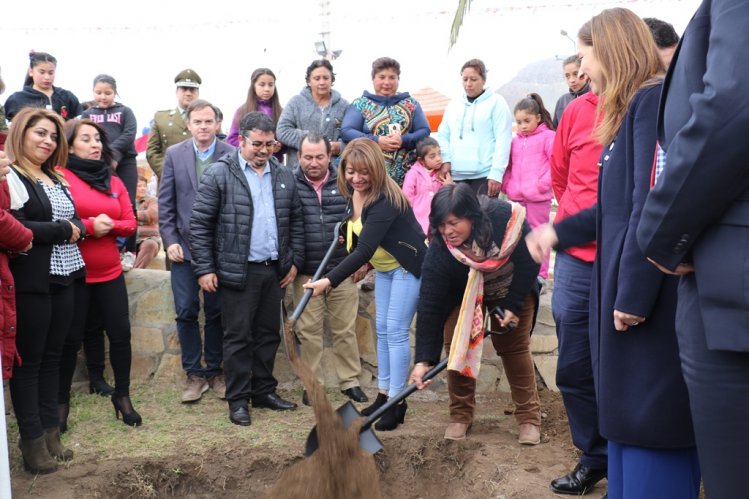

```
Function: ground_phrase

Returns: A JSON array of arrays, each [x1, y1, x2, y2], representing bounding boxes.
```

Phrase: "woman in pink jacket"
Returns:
[[502, 94, 555, 282], [402, 137, 452, 235]]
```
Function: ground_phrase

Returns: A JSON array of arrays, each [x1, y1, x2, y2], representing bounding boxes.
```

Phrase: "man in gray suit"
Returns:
[[158, 99, 235, 403]]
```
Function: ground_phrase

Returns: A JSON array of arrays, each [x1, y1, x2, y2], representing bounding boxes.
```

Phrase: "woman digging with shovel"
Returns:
[[408, 182, 542, 444], [304, 137, 426, 432]]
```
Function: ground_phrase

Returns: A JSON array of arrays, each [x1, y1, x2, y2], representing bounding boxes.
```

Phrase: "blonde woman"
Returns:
[[304, 138, 426, 431]]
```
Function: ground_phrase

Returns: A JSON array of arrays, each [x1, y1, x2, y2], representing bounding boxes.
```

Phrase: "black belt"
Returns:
[[248, 259, 277, 266]]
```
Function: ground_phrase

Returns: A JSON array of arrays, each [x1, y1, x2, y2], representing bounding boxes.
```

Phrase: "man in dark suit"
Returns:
[[158, 99, 235, 404], [637, 2, 749, 497]]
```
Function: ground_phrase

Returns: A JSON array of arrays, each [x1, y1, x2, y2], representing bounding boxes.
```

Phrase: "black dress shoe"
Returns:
[[342, 386, 369, 403], [550, 463, 607, 495], [251, 392, 298, 411], [229, 405, 251, 426]]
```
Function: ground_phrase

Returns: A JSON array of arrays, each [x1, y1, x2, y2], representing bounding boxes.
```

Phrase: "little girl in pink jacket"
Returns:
[[402, 137, 452, 235], [502, 93, 555, 280]]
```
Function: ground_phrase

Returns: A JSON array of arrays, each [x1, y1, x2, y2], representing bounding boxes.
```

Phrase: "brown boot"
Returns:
[[19, 435, 58, 474], [181, 374, 209, 403], [44, 427, 73, 460]]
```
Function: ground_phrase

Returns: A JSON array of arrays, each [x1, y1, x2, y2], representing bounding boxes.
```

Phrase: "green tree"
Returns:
[[450, 0, 473, 49]]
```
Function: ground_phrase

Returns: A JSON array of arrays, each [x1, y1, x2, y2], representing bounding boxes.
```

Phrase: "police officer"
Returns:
[[146, 69, 201, 178]]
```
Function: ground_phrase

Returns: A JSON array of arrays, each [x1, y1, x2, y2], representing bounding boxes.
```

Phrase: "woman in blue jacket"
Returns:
[[341, 57, 430, 186], [437, 59, 513, 197], [527, 9, 700, 498]]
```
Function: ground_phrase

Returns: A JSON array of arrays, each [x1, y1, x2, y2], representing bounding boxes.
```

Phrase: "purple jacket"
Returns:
[[502, 123, 555, 203]]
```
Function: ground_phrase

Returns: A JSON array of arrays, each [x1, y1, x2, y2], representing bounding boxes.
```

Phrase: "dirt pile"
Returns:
[[265, 322, 381, 498]]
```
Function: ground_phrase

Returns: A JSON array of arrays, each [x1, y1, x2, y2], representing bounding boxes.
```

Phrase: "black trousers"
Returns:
[[220, 263, 282, 406], [10, 281, 76, 440], [117, 156, 138, 253], [59, 275, 132, 403]]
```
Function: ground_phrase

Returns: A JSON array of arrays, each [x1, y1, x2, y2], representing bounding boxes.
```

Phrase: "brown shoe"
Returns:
[[444, 422, 471, 440], [181, 375, 209, 403], [208, 374, 226, 400], [518, 423, 541, 445]]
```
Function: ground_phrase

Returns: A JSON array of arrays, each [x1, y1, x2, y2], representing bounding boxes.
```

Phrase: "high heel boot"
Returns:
[[44, 427, 73, 460], [89, 373, 115, 396], [374, 401, 407, 431], [19, 435, 57, 474], [58, 403, 70, 434], [360, 392, 388, 416], [111, 394, 143, 427]]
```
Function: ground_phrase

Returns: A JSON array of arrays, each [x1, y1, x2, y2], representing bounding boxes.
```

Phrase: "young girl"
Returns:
[[501, 93, 555, 283], [5, 51, 81, 122], [227, 68, 284, 162], [402, 137, 452, 235]]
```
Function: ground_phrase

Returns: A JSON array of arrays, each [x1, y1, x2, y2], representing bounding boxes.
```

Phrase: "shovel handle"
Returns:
[[362, 357, 449, 428], [289, 222, 342, 322]]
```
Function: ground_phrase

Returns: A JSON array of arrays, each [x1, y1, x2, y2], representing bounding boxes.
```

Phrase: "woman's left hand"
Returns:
[[493, 309, 519, 329], [303, 277, 331, 297], [613, 309, 646, 332]]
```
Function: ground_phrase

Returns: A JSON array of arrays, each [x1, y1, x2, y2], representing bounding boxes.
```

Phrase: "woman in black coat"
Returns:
[[526, 9, 700, 499], [6, 107, 85, 474]]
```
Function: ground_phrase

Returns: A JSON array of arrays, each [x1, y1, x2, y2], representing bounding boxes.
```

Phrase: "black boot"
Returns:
[[58, 403, 70, 434], [89, 374, 115, 396], [374, 401, 407, 431], [44, 427, 73, 461], [360, 392, 388, 416], [112, 395, 143, 427]]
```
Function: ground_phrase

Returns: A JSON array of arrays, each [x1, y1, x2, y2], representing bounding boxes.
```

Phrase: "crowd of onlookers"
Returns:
[[2, 4, 749, 499]]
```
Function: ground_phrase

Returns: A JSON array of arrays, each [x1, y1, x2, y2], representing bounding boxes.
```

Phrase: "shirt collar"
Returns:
[[239, 151, 271, 175], [193, 137, 217, 159]]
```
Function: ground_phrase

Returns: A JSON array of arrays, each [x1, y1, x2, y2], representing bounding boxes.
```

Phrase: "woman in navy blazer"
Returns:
[[527, 9, 700, 499]]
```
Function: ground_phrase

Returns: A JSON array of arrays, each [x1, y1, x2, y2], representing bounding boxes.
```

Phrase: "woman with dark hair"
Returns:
[[341, 57, 430, 186], [57, 118, 140, 431], [408, 183, 542, 444], [527, 9, 700, 498], [5, 107, 85, 474], [304, 138, 426, 431], [276, 59, 349, 168], [4, 51, 81, 122], [227, 68, 284, 161], [437, 58, 513, 197]]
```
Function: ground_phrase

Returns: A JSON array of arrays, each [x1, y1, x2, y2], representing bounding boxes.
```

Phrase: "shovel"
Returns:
[[285, 222, 342, 328], [304, 311, 516, 456]]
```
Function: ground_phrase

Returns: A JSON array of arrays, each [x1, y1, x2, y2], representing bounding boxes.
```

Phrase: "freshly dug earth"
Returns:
[[7, 382, 607, 498]]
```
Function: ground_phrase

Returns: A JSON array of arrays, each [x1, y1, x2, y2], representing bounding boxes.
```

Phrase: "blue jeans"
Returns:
[[170, 261, 223, 377], [552, 251, 607, 469], [374, 267, 420, 397]]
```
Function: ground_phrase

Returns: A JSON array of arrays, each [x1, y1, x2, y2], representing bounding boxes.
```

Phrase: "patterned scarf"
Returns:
[[446, 202, 526, 378]]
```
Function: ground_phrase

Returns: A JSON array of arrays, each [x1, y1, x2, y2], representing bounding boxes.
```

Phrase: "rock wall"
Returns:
[[80, 269, 559, 394]]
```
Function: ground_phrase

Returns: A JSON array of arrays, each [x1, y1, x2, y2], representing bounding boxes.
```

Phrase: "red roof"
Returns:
[[411, 87, 451, 132]]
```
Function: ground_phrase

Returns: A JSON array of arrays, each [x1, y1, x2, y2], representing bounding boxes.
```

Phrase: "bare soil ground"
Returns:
[[6, 382, 608, 498]]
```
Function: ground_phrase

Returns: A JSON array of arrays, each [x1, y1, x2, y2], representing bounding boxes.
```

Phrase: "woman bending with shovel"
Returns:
[[304, 138, 427, 431], [408, 183, 542, 444]]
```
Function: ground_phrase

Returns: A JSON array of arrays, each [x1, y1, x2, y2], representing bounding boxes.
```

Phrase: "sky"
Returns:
[[2, 0, 701, 134]]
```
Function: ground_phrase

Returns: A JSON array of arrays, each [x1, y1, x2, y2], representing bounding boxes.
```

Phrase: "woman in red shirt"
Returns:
[[57, 118, 141, 430]]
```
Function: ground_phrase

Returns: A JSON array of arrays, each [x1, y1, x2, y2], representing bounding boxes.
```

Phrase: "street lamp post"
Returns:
[[560, 29, 576, 54]]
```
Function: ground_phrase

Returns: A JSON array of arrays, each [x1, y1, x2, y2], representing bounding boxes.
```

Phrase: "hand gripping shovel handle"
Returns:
[[288, 222, 342, 322]]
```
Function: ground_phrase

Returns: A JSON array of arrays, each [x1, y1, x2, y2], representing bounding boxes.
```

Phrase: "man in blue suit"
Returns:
[[637, 2, 749, 497], [158, 99, 235, 403]]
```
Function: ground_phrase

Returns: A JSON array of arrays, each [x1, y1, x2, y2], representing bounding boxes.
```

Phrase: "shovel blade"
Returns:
[[304, 401, 384, 456]]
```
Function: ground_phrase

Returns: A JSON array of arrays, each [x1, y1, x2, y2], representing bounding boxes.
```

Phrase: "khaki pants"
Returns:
[[292, 274, 362, 390], [443, 294, 541, 426]]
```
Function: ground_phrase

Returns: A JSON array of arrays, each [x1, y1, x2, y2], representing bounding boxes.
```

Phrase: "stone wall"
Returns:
[[82, 269, 559, 394]]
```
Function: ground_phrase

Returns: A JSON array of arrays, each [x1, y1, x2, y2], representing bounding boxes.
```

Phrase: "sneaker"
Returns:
[[181, 374, 209, 403], [207, 374, 226, 400], [121, 251, 135, 272]]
